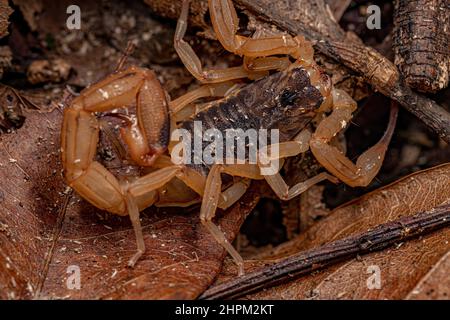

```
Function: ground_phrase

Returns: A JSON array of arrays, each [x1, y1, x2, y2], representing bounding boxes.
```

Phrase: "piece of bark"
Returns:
[[394, 0, 450, 93], [325, 0, 352, 22], [145, 0, 450, 143], [204, 163, 450, 299], [0, 0, 13, 38]]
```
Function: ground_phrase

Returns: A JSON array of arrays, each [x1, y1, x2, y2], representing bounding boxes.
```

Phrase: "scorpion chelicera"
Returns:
[[61, 0, 397, 275]]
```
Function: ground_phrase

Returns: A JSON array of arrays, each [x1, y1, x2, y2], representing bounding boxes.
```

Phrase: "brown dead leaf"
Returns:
[[406, 251, 450, 300], [0, 107, 259, 299], [212, 164, 450, 299]]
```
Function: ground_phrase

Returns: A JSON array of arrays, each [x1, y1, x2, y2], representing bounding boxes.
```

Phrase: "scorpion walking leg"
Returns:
[[209, 0, 314, 63], [200, 165, 246, 275], [169, 82, 239, 123], [217, 178, 251, 210], [241, 30, 291, 74], [200, 130, 336, 275], [310, 90, 398, 187], [217, 162, 266, 210], [126, 165, 199, 265], [176, 0, 296, 83], [170, 82, 236, 114], [125, 193, 145, 267], [243, 56, 291, 74], [175, 0, 249, 83]]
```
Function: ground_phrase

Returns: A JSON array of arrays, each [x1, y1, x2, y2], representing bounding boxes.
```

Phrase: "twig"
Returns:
[[234, 0, 450, 143], [199, 203, 450, 300]]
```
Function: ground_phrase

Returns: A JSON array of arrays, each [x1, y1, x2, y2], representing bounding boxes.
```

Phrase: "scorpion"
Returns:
[[60, 0, 398, 275]]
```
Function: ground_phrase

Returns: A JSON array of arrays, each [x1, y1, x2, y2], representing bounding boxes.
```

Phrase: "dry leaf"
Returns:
[[0, 107, 259, 299], [406, 251, 450, 300], [212, 164, 450, 299]]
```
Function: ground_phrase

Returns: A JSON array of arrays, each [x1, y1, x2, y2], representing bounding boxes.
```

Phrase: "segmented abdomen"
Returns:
[[179, 66, 324, 173]]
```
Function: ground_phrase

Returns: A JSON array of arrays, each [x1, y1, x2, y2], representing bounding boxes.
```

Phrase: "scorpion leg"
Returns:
[[258, 130, 339, 200], [128, 165, 207, 205], [200, 164, 245, 275], [310, 89, 398, 187], [243, 56, 291, 74], [241, 30, 291, 75], [264, 171, 339, 200], [169, 81, 239, 124], [176, 0, 312, 82], [217, 178, 251, 210], [170, 82, 236, 114], [63, 66, 172, 266], [176, 0, 293, 83], [199, 130, 331, 275], [209, 0, 314, 64], [216, 162, 264, 210], [175, 0, 250, 83], [125, 193, 145, 267]]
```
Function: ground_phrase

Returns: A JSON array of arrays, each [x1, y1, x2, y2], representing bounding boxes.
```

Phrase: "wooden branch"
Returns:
[[233, 0, 450, 143], [199, 203, 450, 300]]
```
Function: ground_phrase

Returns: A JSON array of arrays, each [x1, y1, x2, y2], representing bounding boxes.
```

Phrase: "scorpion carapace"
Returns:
[[60, 0, 398, 275]]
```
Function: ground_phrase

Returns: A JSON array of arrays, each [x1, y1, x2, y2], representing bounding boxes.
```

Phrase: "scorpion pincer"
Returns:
[[60, 0, 398, 275]]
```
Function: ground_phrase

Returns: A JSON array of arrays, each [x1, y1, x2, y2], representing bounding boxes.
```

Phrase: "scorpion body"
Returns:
[[180, 64, 326, 175], [61, 0, 398, 274]]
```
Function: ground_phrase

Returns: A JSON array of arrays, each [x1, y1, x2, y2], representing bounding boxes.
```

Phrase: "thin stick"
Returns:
[[199, 203, 450, 300]]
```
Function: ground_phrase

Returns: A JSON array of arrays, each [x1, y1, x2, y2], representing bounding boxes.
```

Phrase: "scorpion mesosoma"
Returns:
[[61, 0, 398, 275]]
